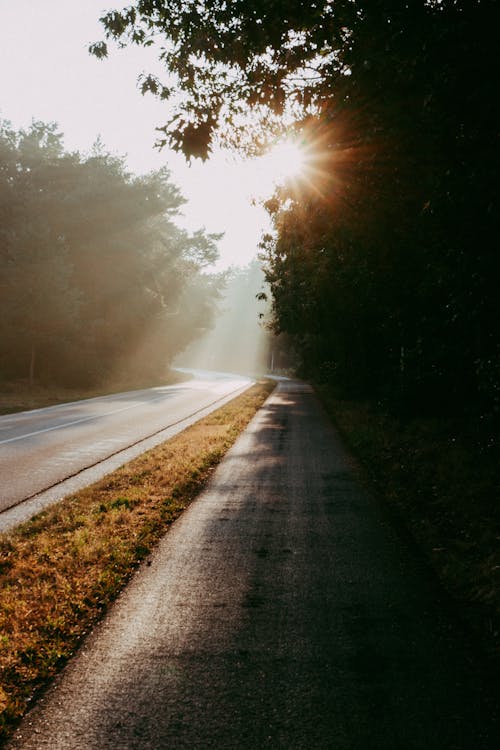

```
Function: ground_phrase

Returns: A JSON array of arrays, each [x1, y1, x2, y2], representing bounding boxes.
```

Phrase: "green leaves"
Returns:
[[88, 41, 108, 59]]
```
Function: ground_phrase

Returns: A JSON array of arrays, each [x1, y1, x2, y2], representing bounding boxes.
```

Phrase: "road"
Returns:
[[6, 381, 497, 749], [0, 369, 252, 529]]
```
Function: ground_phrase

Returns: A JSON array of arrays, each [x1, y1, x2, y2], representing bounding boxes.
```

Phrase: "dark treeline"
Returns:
[[0, 120, 222, 387], [260, 1, 499, 440]]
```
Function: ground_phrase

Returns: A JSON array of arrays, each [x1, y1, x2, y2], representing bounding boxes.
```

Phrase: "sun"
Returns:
[[260, 138, 308, 187], [231, 137, 310, 205]]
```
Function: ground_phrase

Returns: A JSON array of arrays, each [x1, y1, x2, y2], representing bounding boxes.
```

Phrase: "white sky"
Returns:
[[0, 0, 278, 269]]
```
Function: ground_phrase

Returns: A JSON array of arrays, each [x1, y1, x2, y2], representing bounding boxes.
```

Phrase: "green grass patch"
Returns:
[[316, 385, 499, 661], [0, 380, 274, 742]]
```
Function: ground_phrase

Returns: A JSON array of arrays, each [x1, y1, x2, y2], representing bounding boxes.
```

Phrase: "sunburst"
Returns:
[[260, 138, 308, 187]]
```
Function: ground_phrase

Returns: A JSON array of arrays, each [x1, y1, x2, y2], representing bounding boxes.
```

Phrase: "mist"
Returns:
[[0, 120, 224, 391], [175, 262, 272, 377]]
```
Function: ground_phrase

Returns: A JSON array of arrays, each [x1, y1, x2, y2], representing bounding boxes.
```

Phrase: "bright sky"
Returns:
[[0, 0, 284, 270]]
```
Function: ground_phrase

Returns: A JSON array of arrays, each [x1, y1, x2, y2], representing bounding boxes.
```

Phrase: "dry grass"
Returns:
[[0, 380, 274, 742]]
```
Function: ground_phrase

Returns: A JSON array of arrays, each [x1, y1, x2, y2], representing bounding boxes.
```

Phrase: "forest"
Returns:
[[0, 120, 223, 387], [94, 0, 498, 446]]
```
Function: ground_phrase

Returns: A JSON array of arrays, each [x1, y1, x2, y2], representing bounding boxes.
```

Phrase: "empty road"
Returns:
[[0, 369, 252, 526], [6, 380, 497, 749]]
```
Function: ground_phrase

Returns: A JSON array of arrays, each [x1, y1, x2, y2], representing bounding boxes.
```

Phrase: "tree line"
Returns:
[[259, 1, 498, 440], [0, 120, 222, 386], [93, 0, 499, 441]]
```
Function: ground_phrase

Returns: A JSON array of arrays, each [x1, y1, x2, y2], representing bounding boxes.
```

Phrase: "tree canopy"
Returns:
[[0, 120, 223, 386], [90, 0, 379, 157], [92, 2, 497, 157], [93, 0, 499, 438]]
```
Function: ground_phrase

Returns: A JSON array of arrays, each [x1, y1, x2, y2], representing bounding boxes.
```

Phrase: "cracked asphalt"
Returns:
[[7, 382, 498, 749]]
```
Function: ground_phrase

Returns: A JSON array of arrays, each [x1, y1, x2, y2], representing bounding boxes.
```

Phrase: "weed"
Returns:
[[109, 496, 136, 511]]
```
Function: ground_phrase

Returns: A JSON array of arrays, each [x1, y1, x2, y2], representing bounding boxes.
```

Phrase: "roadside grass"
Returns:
[[0, 369, 191, 416], [0, 380, 275, 743], [316, 386, 499, 661]]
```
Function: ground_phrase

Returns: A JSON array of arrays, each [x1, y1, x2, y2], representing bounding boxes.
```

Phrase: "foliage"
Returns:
[[93, 1, 498, 438], [0, 120, 223, 386], [258, 1, 499, 440], [90, 0, 360, 157]]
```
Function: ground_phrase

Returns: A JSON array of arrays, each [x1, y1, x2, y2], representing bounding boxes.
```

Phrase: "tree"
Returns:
[[92, 1, 499, 432], [0, 120, 224, 386], [90, 0, 369, 158], [0, 122, 82, 384], [91, 2, 496, 153]]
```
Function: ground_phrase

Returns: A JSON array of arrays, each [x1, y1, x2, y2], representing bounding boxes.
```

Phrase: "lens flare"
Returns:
[[262, 139, 308, 186]]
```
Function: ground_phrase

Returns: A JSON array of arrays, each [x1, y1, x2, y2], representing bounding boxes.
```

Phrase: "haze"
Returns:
[[0, 0, 296, 381], [0, 0, 274, 271]]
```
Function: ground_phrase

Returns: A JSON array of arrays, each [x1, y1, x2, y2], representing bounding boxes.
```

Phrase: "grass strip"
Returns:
[[0, 380, 274, 742], [316, 385, 499, 662]]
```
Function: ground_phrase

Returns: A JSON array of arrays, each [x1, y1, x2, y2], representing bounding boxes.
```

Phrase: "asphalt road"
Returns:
[[0, 369, 252, 526], [7, 382, 498, 749]]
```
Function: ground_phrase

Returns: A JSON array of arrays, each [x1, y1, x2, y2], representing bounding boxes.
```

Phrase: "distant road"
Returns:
[[0, 369, 253, 528]]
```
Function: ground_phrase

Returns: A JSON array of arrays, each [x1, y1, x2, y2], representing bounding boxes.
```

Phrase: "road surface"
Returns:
[[6, 381, 498, 749], [0, 369, 252, 529]]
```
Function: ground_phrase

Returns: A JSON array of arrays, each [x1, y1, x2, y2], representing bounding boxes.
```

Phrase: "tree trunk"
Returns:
[[29, 343, 36, 387]]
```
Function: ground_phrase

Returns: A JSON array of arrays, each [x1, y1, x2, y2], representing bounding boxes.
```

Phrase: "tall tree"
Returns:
[[0, 120, 223, 385], [92, 1, 499, 430]]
